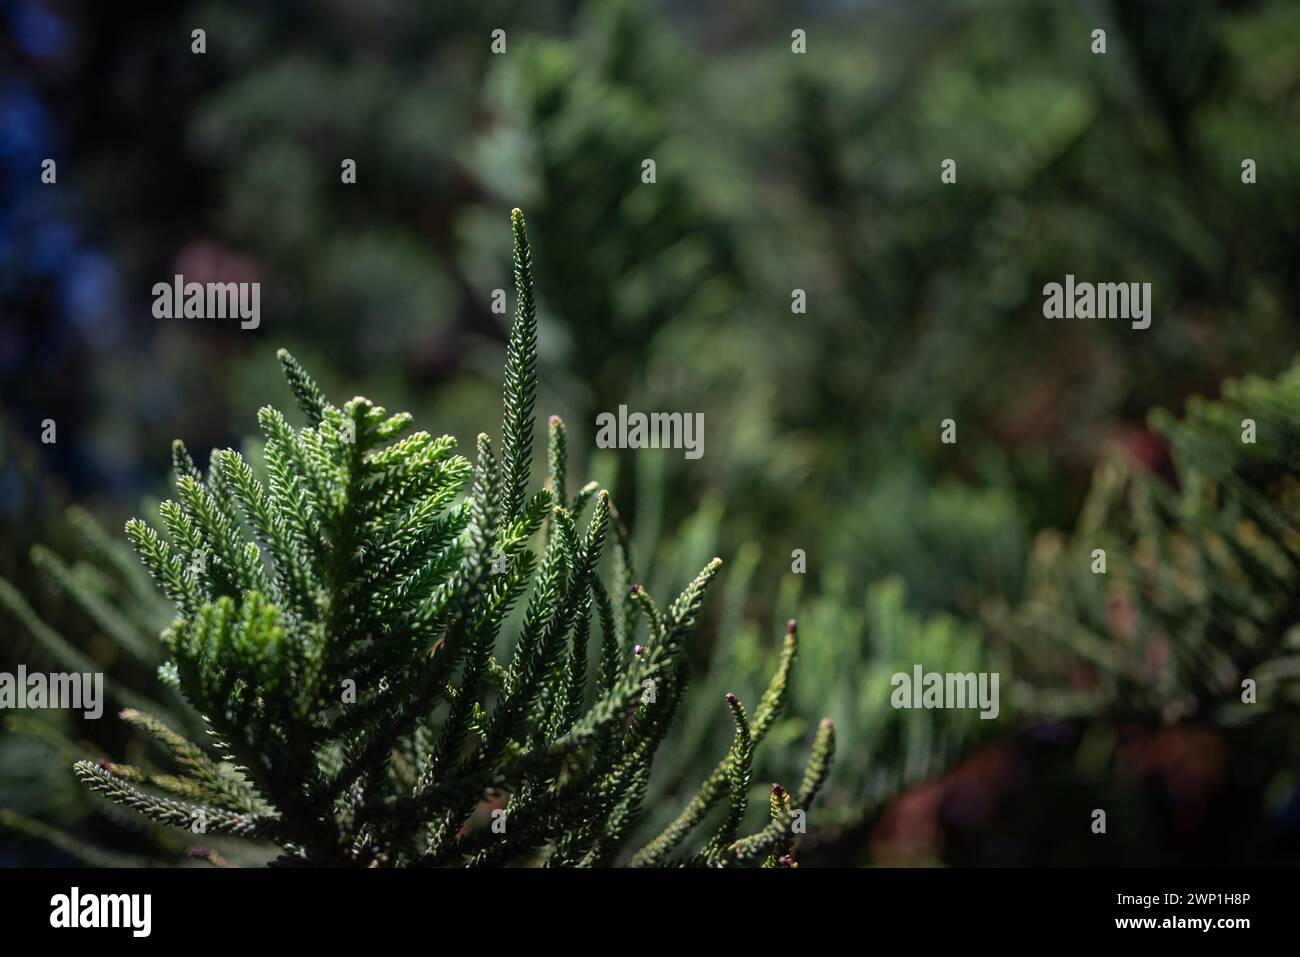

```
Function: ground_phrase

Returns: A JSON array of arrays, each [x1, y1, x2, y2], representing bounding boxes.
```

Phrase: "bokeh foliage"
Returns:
[[4, 0, 1300, 865]]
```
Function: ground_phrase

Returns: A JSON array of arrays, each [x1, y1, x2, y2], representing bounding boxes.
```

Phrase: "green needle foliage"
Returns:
[[1005, 359, 1300, 726], [69, 209, 833, 867], [0, 507, 181, 728]]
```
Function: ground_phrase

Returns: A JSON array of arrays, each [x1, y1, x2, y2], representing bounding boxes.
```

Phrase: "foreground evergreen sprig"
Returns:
[[72, 210, 833, 867]]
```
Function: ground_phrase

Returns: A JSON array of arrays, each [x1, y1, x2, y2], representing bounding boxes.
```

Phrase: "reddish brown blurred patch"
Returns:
[[1107, 589, 1137, 642], [870, 743, 1015, 864], [869, 723, 1227, 863], [1108, 425, 1169, 475], [1143, 633, 1171, 683], [174, 239, 261, 286], [1116, 725, 1226, 833]]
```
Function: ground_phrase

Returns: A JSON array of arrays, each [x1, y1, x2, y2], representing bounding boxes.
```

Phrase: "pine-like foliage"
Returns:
[[1005, 360, 1300, 725], [70, 210, 833, 867], [0, 506, 257, 866]]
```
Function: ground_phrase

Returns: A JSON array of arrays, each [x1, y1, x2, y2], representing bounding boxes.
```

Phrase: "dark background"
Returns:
[[2, 0, 1300, 866]]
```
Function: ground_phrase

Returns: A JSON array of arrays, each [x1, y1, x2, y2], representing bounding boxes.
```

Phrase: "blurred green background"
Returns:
[[3, 0, 1300, 866]]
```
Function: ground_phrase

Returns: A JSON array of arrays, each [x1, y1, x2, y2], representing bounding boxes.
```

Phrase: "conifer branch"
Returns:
[[74, 761, 278, 839], [501, 208, 539, 526], [59, 209, 827, 867], [630, 616, 798, 867]]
